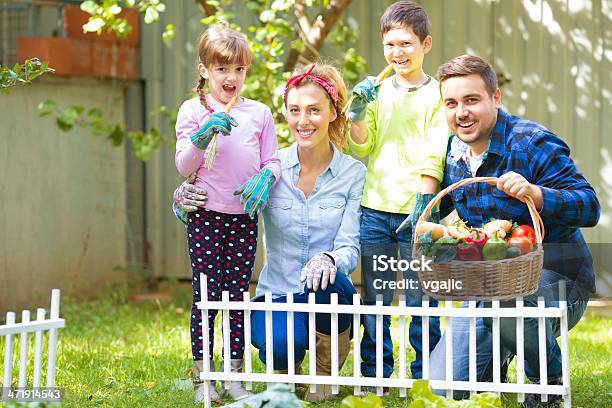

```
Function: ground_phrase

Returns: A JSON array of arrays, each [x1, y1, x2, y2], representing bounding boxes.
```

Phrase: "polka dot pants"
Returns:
[[187, 208, 258, 361]]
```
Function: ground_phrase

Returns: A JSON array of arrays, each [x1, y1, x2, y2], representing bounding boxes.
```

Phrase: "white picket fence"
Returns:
[[197, 274, 571, 407], [1, 289, 65, 402]]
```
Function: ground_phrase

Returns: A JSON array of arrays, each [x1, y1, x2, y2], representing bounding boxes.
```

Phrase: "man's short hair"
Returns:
[[437, 55, 499, 96], [380, 1, 430, 42]]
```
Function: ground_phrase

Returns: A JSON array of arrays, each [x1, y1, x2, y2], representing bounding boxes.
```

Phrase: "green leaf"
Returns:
[[107, 124, 124, 146], [37, 99, 56, 116], [56, 116, 74, 132]]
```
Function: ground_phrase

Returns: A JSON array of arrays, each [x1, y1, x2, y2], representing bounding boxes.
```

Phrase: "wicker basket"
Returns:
[[415, 177, 545, 300]]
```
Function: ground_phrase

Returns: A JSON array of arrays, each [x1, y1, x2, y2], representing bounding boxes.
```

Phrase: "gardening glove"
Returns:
[[233, 168, 275, 219], [347, 76, 379, 122], [396, 193, 439, 235], [190, 112, 238, 150], [172, 175, 208, 225], [300, 253, 337, 292]]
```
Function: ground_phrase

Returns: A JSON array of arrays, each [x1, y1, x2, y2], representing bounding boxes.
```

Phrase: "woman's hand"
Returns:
[[172, 175, 207, 225], [300, 253, 337, 291], [174, 174, 208, 211]]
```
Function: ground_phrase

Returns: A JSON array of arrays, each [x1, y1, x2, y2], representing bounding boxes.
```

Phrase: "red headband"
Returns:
[[283, 64, 339, 112]]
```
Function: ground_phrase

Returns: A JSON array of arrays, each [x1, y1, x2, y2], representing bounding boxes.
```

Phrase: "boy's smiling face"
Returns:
[[382, 26, 432, 84]]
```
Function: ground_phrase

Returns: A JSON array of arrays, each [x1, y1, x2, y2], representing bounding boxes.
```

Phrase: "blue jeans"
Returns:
[[250, 272, 356, 370], [429, 269, 590, 398], [359, 207, 441, 378]]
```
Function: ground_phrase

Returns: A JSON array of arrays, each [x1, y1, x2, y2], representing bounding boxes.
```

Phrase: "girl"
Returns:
[[175, 21, 280, 402]]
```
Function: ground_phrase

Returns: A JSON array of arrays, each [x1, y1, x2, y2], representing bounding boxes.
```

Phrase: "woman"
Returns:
[[174, 63, 366, 402]]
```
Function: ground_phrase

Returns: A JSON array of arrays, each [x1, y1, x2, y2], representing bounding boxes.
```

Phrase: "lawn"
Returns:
[[1, 283, 610, 407]]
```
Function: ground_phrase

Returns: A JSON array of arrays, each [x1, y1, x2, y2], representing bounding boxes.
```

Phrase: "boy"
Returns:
[[346, 1, 449, 381]]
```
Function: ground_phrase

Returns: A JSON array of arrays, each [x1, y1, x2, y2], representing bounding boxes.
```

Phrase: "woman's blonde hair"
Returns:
[[194, 21, 252, 107], [286, 64, 348, 150]]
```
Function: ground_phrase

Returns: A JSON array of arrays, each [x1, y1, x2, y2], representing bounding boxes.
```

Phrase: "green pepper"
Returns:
[[482, 231, 507, 261], [505, 246, 521, 258]]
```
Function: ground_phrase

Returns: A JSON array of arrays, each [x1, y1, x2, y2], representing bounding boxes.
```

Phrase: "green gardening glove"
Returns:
[[347, 76, 379, 122], [396, 193, 439, 235], [233, 168, 275, 219], [190, 112, 238, 150]]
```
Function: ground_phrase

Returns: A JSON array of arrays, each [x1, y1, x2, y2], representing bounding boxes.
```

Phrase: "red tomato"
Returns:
[[507, 236, 533, 255], [511, 225, 536, 244]]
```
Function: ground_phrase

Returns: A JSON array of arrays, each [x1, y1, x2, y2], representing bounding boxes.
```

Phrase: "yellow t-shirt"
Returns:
[[348, 75, 449, 214]]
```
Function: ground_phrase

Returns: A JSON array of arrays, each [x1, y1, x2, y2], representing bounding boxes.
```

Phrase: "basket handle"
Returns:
[[418, 176, 545, 243]]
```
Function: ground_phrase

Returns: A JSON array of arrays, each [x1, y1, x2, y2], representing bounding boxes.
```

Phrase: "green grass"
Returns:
[[1, 284, 610, 407]]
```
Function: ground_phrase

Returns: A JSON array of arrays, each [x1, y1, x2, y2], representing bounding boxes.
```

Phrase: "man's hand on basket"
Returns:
[[300, 253, 337, 292], [496, 172, 543, 210], [396, 193, 439, 235], [172, 174, 208, 225]]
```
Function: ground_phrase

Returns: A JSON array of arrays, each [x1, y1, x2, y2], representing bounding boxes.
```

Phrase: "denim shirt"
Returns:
[[255, 143, 367, 298]]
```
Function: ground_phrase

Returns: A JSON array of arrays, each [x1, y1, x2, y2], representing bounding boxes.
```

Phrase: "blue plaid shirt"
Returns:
[[440, 108, 600, 292]]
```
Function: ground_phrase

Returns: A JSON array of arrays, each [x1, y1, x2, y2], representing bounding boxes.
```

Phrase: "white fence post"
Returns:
[[18, 310, 30, 388], [538, 296, 548, 403], [198, 273, 211, 408], [330, 293, 339, 395], [468, 300, 476, 397], [492, 299, 501, 389], [422, 296, 430, 380], [398, 295, 407, 398], [516, 296, 525, 403], [46, 289, 60, 388], [352, 293, 361, 396], [243, 291, 253, 391], [222, 291, 231, 391], [33, 308, 45, 388], [308, 293, 316, 394], [375, 294, 383, 396], [558, 281, 571, 408], [286, 292, 295, 392], [445, 300, 453, 399]]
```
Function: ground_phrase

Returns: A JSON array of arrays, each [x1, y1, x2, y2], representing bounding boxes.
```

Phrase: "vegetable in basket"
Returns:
[[447, 220, 470, 239], [507, 236, 532, 255], [483, 219, 512, 238], [505, 246, 521, 258], [456, 241, 482, 261], [482, 231, 507, 261], [428, 236, 458, 262], [465, 229, 488, 250], [415, 221, 447, 241], [511, 224, 537, 244]]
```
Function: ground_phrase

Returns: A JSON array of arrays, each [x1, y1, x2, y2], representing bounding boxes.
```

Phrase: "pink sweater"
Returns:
[[175, 96, 280, 214]]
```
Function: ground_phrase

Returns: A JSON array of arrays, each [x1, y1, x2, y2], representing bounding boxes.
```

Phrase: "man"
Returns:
[[408, 54, 600, 407]]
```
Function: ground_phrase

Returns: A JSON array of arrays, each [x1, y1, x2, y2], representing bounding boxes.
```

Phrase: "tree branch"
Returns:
[[284, 0, 352, 72], [194, 0, 217, 16], [294, 0, 312, 35]]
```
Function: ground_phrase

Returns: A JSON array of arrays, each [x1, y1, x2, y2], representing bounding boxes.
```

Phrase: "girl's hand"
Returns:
[[233, 168, 274, 219], [190, 112, 238, 149]]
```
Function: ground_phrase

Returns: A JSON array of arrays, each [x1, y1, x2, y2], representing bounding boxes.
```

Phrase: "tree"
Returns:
[[39, 0, 367, 159]]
